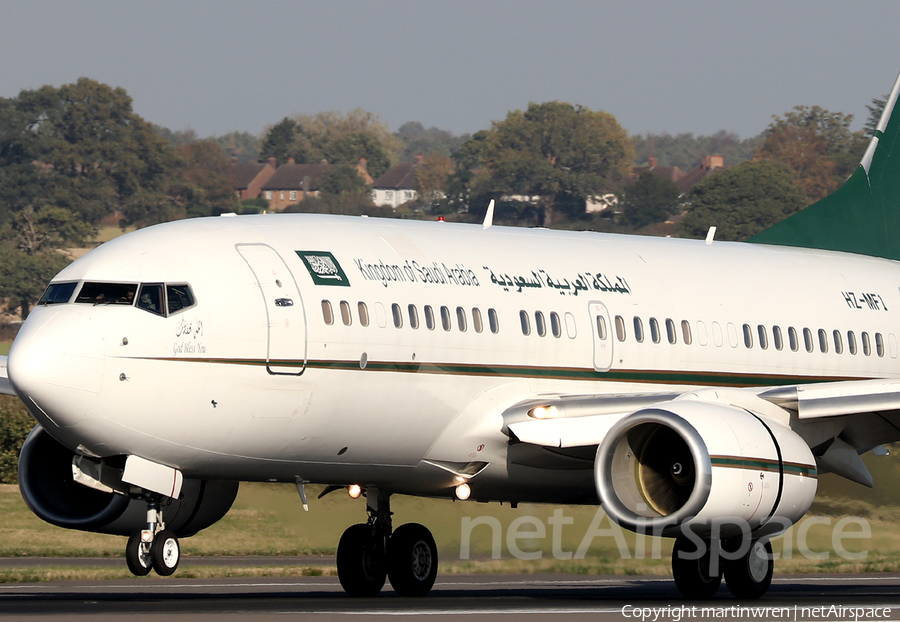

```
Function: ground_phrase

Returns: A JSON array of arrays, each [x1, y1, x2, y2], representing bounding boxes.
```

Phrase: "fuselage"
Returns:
[[8, 214, 900, 503]]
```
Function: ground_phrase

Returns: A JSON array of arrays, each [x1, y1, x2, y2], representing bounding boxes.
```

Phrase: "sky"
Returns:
[[3, 1, 900, 141]]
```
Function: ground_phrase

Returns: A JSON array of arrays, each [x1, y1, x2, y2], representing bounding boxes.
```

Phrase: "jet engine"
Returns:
[[595, 400, 817, 539], [18, 426, 238, 537]]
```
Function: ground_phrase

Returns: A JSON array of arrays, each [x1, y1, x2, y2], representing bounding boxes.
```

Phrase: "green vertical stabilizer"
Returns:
[[750, 70, 900, 261]]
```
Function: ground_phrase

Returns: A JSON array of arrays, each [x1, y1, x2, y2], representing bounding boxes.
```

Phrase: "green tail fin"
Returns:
[[750, 70, 900, 261]]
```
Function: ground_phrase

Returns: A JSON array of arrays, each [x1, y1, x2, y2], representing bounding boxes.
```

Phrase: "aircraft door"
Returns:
[[589, 301, 613, 372], [237, 244, 307, 375]]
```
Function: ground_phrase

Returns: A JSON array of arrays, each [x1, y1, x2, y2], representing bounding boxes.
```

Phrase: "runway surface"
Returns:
[[2, 573, 900, 621]]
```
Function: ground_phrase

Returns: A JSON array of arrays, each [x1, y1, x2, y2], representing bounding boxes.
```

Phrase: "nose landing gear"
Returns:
[[125, 497, 181, 577], [336, 488, 438, 597]]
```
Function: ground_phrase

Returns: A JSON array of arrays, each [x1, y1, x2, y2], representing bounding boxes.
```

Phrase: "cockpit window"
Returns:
[[38, 282, 78, 305], [137, 284, 165, 316], [166, 284, 195, 315], [75, 282, 138, 305]]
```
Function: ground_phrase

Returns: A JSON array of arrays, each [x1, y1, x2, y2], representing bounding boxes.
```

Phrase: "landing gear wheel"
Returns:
[[125, 531, 152, 576], [724, 539, 773, 599], [388, 523, 438, 597], [150, 529, 180, 576], [337, 523, 386, 597], [672, 536, 722, 599]]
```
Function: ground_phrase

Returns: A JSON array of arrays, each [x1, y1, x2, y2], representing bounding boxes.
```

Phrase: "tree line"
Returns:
[[0, 77, 885, 319]]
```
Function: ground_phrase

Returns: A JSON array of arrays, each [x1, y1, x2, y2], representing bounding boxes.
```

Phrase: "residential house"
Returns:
[[371, 161, 418, 208], [260, 159, 332, 211], [231, 157, 277, 201]]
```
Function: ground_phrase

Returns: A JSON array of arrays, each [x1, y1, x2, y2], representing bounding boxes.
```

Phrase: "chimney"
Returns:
[[288, 157, 295, 165], [358, 157, 368, 173], [648, 155, 658, 168], [268, 157, 277, 168], [415, 153, 424, 165], [708, 155, 724, 170]]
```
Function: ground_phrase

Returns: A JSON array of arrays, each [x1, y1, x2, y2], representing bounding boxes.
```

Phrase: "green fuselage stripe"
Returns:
[[140, 356, 869, 389], [710, 455, 817, 478]]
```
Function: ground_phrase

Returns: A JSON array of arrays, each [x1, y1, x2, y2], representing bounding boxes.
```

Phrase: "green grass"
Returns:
[[0, 342, 9, 356]]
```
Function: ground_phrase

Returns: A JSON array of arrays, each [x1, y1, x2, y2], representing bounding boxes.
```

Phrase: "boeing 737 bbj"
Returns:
[[5, 68, 900, 600]]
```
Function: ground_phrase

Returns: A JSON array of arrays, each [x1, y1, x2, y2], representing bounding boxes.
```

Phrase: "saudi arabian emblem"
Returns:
[[296, 251, 351, 287]]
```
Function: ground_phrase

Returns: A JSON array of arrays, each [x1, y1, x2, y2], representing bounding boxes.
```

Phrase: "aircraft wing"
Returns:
[[0, 356, 14, 397]]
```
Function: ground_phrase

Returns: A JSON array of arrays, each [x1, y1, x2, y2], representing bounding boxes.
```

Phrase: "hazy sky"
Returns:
[[3, 1, 900, 140]]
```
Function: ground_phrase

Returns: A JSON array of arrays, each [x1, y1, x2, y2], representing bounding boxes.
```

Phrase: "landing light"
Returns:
[[455, 483, 471, 500], [528, 405, 559, 420], [348, 484, 362, 499]]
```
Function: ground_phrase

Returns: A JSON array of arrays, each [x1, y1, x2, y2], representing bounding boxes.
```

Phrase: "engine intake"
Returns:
[[19, 425, 238, 537], [595, 400, 817, 538]]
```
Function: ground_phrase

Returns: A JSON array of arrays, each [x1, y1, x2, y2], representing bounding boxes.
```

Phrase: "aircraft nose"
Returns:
[[8, 307, 104, 430]]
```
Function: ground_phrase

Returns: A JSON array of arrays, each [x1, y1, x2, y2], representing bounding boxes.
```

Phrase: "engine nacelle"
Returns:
[[595, 400, 817, 539], [18, 426, 238, 537]]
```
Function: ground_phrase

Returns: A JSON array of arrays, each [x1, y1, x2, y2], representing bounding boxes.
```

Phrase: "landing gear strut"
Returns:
[[671, 536, 774, 600], [125, 497, 180, 577], [336, 488, 438, 597]]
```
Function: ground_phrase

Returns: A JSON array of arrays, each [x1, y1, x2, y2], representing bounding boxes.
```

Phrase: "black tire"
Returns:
[[125, 531, 152, 576], [723, 539, 773, 599], [388, 523, 438, 597], [337, 523, 386, 597], [672, 536, 722, 599], [150, 529, 180, 576]]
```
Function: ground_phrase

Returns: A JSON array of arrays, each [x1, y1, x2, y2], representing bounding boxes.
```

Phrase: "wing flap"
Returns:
[[760, 379, 900, 419]]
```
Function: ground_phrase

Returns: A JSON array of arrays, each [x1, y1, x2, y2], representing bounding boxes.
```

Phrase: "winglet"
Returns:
[[483, 200, 495, 230]]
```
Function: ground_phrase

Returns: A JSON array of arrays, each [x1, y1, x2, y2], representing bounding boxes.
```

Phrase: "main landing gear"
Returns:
[[125, 496, 181, 577], [336, 488, 438, 597], [672, 536, 774, 600]]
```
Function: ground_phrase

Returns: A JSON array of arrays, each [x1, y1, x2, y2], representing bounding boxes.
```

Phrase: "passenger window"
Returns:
[[137, 284, 164, 316], [876, 332, 885, 357], [441, 306, 451, 331], [535, 311, 546, 337], [166, 284, 195, 314], [817, 329, 827, 353], [697, 320, 708, 346], [551, 312, 562, 338], [425, 305, 435, 330], [615, 316, 626, 342], [833, 330, 843, 354], [358, 302, 369, 327], [472, 308, 484, 333], [681, 320, 692, 345], [596, 315, 607, 340], [340, 301, 352, 326], [788, 327, 799, 352], [520, 310, 531, 336], [649, 317, 660, 343], [848, 330, 857, 355], [863, 332, 872, 356], [408, 304, 419, 329], [803, 328, 813, 353], [757, 325, 768, 350], [392, 303, 403, 328], [321, 300, 334, 325], [488, 308, 499, 334], [457, 306, 467, 332], [565, 312, 577, 339], [634, 317, 644, 343], [742, 324, 753, 349], [666, 319, 676, 344], [773, 326, 783, 351]]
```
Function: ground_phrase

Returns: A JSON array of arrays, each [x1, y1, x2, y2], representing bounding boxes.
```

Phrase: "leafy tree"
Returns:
[[679, 160, 806, 241], [153, 125, 199, 147], [458, 101, 633, 226], [210, 131, 261, 164], [632, 130, 762, 170], [260, 117, 300, 165], [0, 395, 36, 484], [170, 141, 239, 218], [413, 152, 453, 206], [619, 171, 681, 229], [755, 106, 868, 201], [396, 122, 468, 161], [322, 132, 390, 179], [320, 163, 367, 195], [865, 94, 889, 137], [282, 193, 389, 217], [0, 243, 69, 318]]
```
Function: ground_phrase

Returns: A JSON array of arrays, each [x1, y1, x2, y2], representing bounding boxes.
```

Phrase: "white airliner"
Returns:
[[4, 69, 900, 601]]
